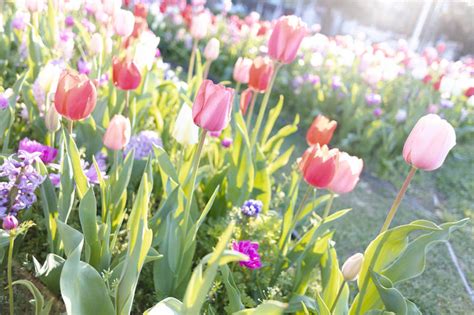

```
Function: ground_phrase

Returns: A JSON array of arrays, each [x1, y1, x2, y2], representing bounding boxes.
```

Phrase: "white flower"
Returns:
[[172, 104, 199, 146]]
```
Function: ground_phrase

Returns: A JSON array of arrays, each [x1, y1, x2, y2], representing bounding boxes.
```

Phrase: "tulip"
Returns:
[[45, 106, 61, 132], [112, 57, 141, 90], [240, 88, 253, 115], [89, 33, 103, 55], [172, 104, 199, 146], [103, 115, 131, 150], [190, 11, 211, 40], [26, 0, 45, 12], [233, 57, 252, 84], [204, 38, 220, 61], [299, 144, 338, 189], [403, 114, 456, 171], [192, 80, 235, 132], [113, 9, 135, 37], [328, 152, 363, 194], [341, 253, 364, 281], [248, 57, 273, 93], [2, 215, 18, 231], [268, 15, 308, 64], [54, 69, 97, 121], [306, 115, 337, 146]]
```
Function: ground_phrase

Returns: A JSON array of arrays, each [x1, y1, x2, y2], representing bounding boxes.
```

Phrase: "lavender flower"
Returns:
[[373, 108, 383, 118], [241, 199, 263, 217], [124, 131, 163, 160], [78, 58, 91, 75], [395, 109, 407, 123], [209, 131, 222, 138], [11, 12, 28, 31], [0, 88, 13, 110], [83, 153, 108, 185], [365, 93, 382, 106], [232, 240, 262, 269], [331, 76, 343, 90], [19, 138, 58, 164], [440, 99, 454, 109], [65, 16, 74, 27], [221, 138, 233, 148]]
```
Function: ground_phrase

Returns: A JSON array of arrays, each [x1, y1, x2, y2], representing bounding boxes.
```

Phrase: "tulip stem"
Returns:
[[322, 192, 335, 218], [7, 233, 15, 315], [330, 280, 346, 314], [125, 90, 130, 116], [379, 166, 417, 233], [68, 120, 73, 135], [203, 60, 211, 80], [187, 40, 199, 85], [246, 92, 258, 127], [250, 63, 282, 151]]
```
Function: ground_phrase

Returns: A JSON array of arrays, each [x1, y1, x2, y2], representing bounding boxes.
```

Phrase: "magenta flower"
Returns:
[[232, 240, 262, 269], [19, 138, 58, 164], [221, 138, 233, 148]]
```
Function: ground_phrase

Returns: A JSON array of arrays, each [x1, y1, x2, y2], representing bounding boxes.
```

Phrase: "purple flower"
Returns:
[[98, 73, 109, 87], [232, 240, 262, 269], [221, 138, 233, 148], [19, 138, 58, 164], [365, 93, 382, 106], [440, 99, 454, 109], [0, 92, 9, 110], [49, 173, 60, 186], [77, 59, 91, 75], [84, 153, 107, 184], [59, 29, 74, 42], [81, 18, 96, 33], [2, 215, 18, 231], [331, 76, 343, 90], [155, 48, 161, 58], [12, 12, 28, 31], [241, 199, 263, 217], [292, 76, 304, 89], [373, 107, 383, 118], [427, 104, 439, 114], [124, 131, 163, 160], [306, 74, 320, 85], [395, 109, 407, 123], [209, 131, 222, 138], [65, 16, 74, 27]]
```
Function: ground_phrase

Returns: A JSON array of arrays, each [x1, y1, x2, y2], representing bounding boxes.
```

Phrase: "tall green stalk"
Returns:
[[7, 233, 15, 315]]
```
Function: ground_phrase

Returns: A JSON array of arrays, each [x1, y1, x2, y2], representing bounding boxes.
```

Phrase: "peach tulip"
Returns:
[[233, 57, 252, 84], [306, 115, 337, 146], [192, 80, 235, 132], [204, 38, 220, 61], [114, 9, 135, 37], [54, 69, 97, 121], [328, 152, 363, 194], [103, 115, 131, 150], [112, 57, 141, 90], [268, 15, 308, 64], [403, 114, 456, 171], [299, 144, 338, 189], [248, 57, 273, 93]]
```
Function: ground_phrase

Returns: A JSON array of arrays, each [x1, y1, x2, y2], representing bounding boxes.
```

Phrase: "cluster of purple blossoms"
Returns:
[[233, 240, 262, 269], [365, 93, 382, 106], [0, 89, 12, 110], [124, 130, 163, 160], [49, 153, 107, 187], [19, 138, 58, 164], [240, 199, 263, 217], [0, 151, 45, 229]]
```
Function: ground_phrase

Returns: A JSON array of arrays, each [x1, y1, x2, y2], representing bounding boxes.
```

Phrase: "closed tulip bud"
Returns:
[[233, 57, 252, 84], [248, 57, 274, 93], [103, 115, 131, 150], [89, 33, 103, 55], [54, 69, 97, 121], [112, 57, 141, 90], [240, 88, 253, 115], [26, 0, 45, 12], [190, 11, 211, 40], [403, 114, 456, 171], [306, 115, 337, 146], [113, 9, 135, 37], [192, 80, 235, 132], [268, 15, 308, 64], [328, 152, 363, 194], [2, 215, 19, 231], [341, 253, 364, 281], [299, 144, 338, 189], [45, 105, 61, 132], [204, 38, 220, 61], [173, 104, 199, 145]]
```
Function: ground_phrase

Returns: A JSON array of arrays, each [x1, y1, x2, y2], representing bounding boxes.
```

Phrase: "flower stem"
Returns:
[[330, 280, 346, 313], [68, 120, 73, 135], [7, 233, 15, 315], [187, 40, 198, 85], [379, 166, 417, 233], [202, 60, 211, 80], [322, 192, 335, 218], [245, 91, 258, 127]]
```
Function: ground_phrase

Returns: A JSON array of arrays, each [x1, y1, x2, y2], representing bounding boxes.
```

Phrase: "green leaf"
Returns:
[[253, 147, 271, 213], [220, 265, 245, 313], [370, 271, 407, 315], [232, 300, 288, 315], [261, 95, 284, 145], [78, 188, 101, 268], [66, 133, 90, 199], [144, 297, 183, 315], [33, 254, 64, 295], [12, 280, 53, 315]]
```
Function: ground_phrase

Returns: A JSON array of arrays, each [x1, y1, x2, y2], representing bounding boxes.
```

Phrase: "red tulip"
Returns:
[[268, 15, 308, 64], [465, 87, 474, 98], [306, 115, 337, 146], [299, 144, 338, 189], [54, 69, 97, 121], [248, 57, 273, 93], [192, 80, 235, 132], [327, 152, 363, 194], [112, 57, 141, 90]]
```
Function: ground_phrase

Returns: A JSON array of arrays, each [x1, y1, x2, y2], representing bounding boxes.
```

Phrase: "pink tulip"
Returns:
[[233, 57, 252, 84], [190, 11, 211, 40], [114, 9, 135, 37], [103, 115, 131, 150], [192, 80, 235, 132], [268, 15, 308, 64], [403, 114, 456, 171], [204, 38, 220, 61], [328, 152, 363, 194], [248, 57, 273, 93], [299, 144, 338, 189]]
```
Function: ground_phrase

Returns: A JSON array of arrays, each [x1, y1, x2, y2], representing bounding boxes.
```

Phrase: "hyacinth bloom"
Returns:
[[299, 144, 338, 189], [241, 199, 263, 217], [268, 15, 308, 64], [306, 115, 337, 146], [204, 38, 220, 61], [2, 215, 19, 231], [19, 138, 58, 164], [192, 80, 235, 132], [124, 130, 163, 160], [173, 105, 200, 145], [240, 88, 253, 115], [365, 93, 382, 106], [248, 57, 274, 93], [103, 115, 131, 151], [232, 241, 262, 269], [112, 57, 142, 90], [328, 152, 363, 194], [54, 69, 97, 121], [233, 57, 252, 84], [114, 9, 135, 37], [403, 114, 456, 171]]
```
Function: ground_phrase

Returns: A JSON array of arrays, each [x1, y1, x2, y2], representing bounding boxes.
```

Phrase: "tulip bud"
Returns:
[[341, 253, 364, 281], [268, 15, 308, 64], [204, 38, 220, 61], [112, 57, 142, 90], [233, 57, 252, 84], [26, 0, 45, 12], [306, 115, 337, 146], [54, 69, 97, 121], [192, 80, 235, 132], [172, 104, 199, 146], [248, 57, 274, 93], [103, 115, 131, 150], [299, 144, 338, 189], [45, 106, 61, 132], [2, 215, 19, 231], [89, 33, 103, 55], [190, 11, 211, 40], [113, 9, 135, 37], [403, 114, 456, 171], [327, 152, 363, 194]]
